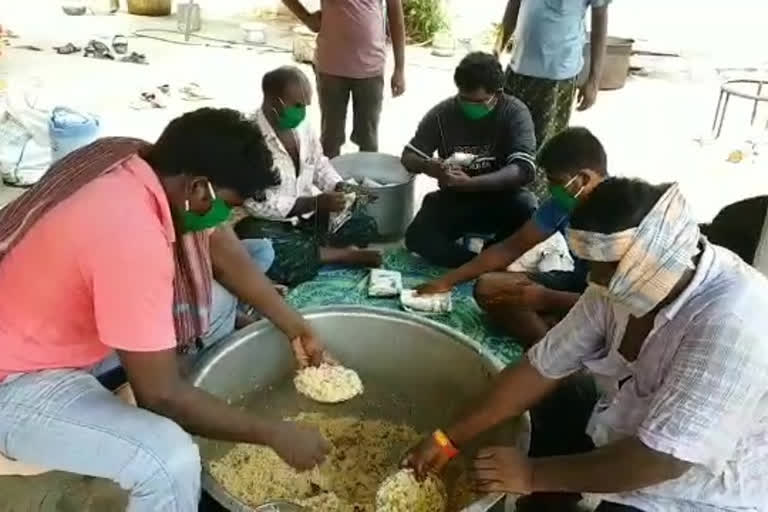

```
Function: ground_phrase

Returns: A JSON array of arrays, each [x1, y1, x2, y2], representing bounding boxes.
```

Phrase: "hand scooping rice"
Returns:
[[294, 363, 364, 403], [376, 469, 446, 512]]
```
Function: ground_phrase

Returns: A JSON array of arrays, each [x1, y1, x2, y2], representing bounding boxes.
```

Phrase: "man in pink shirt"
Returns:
[[0, 108, 332, 511], [282, 0, 406, 158]]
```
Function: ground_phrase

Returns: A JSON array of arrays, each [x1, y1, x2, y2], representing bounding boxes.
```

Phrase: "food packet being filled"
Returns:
[[444, 152, 477, 167], [328, 192, 357, 234], [400, 290, 452, 314], [368, 269, 403, 297]]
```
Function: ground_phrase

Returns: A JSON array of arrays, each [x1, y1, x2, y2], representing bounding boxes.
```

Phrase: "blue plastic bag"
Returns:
[[49, 107, 100, 163]]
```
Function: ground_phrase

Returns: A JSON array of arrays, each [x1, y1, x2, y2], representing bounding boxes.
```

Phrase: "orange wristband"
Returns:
[[433, 429, 460, 459]]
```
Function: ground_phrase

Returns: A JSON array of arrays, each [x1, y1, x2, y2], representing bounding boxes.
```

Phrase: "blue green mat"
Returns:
[[286, 248, 523, 365]]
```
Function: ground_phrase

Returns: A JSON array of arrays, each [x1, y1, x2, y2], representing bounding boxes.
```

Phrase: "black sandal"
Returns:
[[54, 42, 81, 55], [83, 40, 114, 60]]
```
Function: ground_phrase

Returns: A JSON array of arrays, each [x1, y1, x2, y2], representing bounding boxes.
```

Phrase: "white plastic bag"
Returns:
[[400, 289, 452, 314], [328, 192, 356, 234], [368, 269, 403, 297], [507, 232, 574, 274], [0, 79, 51, 186]]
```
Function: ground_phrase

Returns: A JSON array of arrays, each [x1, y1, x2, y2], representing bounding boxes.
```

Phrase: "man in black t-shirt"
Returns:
[[402, 52, 539, 267]]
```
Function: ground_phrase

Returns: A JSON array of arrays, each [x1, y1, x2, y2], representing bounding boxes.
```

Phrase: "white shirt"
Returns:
[[243, 109, 342, 221], [528, 241, 768, 512]]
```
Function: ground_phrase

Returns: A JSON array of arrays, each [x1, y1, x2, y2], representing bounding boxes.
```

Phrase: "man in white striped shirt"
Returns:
[[406, 177, 768, 512]]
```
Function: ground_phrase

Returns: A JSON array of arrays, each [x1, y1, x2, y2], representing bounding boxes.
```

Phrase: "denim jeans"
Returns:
[[0, 238, 274, 511], [201, 238, 274, 347]]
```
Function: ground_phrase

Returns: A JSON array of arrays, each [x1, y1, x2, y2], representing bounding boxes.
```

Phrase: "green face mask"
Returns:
[[459, 96, 495, 121], [180, 183, 232, 233], [548, 176, 583, 212], [277, 102, 307, 130]]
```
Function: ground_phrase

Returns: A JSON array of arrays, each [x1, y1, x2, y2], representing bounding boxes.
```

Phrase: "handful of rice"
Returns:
[[294, 363, 364, 403], [376, 469, 446, 512]]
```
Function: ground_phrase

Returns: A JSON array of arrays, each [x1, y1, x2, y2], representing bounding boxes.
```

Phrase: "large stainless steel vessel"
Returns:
[[190, 306, 528, 511]]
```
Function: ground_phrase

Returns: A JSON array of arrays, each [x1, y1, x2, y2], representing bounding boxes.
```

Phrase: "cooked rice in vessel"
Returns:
[[208, 412, 472, 511]]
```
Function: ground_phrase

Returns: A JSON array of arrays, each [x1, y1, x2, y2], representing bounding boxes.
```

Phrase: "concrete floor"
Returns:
[[1, 9, 765, 219], [0, 473, 125, 512], [0, 2, 767, 510], [0, 186, 24, 208]]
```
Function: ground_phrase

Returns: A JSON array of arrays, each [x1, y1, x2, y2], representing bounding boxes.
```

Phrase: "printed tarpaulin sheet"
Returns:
[[286, 248, 524, 365]]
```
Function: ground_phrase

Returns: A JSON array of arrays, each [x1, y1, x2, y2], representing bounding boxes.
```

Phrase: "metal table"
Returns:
[[712, 78, 768, 138], [181, 0, 197, 42]]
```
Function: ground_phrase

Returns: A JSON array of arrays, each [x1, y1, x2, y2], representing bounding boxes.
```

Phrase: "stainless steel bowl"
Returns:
[[190, 306, 529, 512], [330, 153, 415, 241]]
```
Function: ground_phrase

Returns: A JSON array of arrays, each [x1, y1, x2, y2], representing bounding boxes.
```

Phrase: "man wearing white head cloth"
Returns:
[[404, 177, 768, 512]]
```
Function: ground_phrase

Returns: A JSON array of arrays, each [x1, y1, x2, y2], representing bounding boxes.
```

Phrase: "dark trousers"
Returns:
[[316, 72, 384, 158], [405, 189, 537, 268], [516, 375, 644, 512]]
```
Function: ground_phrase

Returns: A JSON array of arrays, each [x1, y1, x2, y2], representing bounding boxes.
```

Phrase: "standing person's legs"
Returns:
[[350, 75, 384, 153], [504, 70, 577, 201], [504, 70, 576, 149], [0, 370, 200, 511], [405, 191, 482, 267], [316, 73, 352, 158]]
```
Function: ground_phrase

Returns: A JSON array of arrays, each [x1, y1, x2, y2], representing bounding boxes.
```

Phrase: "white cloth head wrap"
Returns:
[[567, 183, 700, 317]]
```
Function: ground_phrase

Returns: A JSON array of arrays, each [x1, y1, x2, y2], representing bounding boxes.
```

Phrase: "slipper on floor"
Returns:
[[120, 51, 147, 64], [179, 82, 213, 101], [112, 34, 128, 55], [83, 39, 114, 60], [129, 86, 169, 110], [54, 42, 81, 55]]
